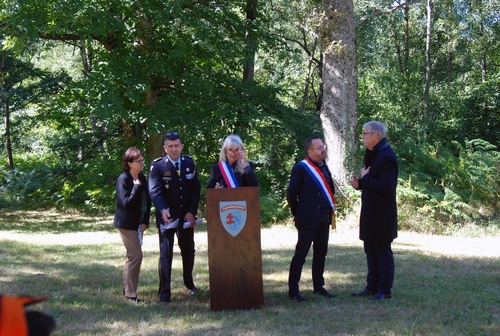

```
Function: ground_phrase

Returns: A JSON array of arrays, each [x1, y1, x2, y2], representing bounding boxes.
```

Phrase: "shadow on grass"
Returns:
[[1, 234, 499, 336], [0, 209, 116, 234]]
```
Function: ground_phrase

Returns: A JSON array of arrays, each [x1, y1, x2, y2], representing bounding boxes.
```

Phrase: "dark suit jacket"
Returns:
[[358, 138, 398, 243], [113, 171, 151, 230], [206, 161, 258, 188], [286, 158, 335, 229], [149, 155, 201, 227]]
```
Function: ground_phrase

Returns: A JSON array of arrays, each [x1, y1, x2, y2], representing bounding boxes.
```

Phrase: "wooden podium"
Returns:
[[205, 186, 264, 311]]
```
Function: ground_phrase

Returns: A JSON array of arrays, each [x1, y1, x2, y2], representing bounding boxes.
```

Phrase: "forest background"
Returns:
[[1, 0, 499, 235]]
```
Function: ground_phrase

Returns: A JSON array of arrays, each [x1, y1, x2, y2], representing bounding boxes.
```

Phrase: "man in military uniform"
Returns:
[[149, 131, 201, 304]]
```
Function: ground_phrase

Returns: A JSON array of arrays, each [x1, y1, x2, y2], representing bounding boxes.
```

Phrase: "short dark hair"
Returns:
[[122, 147, 143, 171], [304, 136, 321, 151], [165, 131, 180, 140], [164, 131, 181, 145]]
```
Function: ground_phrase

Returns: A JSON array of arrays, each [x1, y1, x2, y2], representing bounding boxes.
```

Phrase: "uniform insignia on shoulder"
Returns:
[[153, 157, 162, 162]]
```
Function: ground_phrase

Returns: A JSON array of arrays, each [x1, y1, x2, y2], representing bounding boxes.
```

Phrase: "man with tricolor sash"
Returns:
[[286, 136, 336, 303]]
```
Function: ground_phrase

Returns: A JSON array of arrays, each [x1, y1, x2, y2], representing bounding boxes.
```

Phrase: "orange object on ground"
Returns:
[[0, 295, 47, 336]]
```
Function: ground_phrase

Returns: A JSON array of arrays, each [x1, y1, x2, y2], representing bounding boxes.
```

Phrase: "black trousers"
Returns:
[[288, 222, 330, 294], [363, 242, 394, 295], [158, 227, 195, 301]]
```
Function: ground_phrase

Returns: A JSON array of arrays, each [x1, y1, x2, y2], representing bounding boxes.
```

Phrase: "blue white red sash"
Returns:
[[300, 157, 336, 209], [218, 161, 239, 188]]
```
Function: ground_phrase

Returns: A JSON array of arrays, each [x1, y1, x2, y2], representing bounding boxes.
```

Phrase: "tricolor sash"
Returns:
[[300, 158, 336, 209], [218, 161, 239, 188]]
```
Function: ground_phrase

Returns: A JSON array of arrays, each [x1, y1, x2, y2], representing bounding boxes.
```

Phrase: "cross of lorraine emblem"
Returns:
[[219, 201, 247, 237]]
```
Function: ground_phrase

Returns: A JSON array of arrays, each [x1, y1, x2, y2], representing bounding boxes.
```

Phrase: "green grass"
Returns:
[[1, 210, 499, 335]]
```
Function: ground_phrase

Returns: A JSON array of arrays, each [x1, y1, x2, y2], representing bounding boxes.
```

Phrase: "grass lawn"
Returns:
[[0, 210, 499, 335]]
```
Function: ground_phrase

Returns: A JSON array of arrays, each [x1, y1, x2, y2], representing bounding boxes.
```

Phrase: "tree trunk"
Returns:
[[144, 89, 163, 159], [79, 38, 106, 155], [147, 132, 164, 160], [77, 118, 86, 161], [446, 4, 453, 83], [423, 0, 433, 133], [1, 51, 14, 169], [135, 8, 164, 159], [404, 4, 409, 74], [480, 20, 487, 83], [232, 0, 258, 136], [392, 16, 404, 74], [243, 0, 257, 81], [320, 0, 358, 186], [3, 99, 14, 169]]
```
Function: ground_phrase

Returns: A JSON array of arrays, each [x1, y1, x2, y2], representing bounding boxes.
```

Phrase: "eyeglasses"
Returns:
[[165, 131, 179, 139], [133, 159, 144, 163], [227, 148, 242, 153], [311, 145, 326, 151], [362, 132, 376, 136]]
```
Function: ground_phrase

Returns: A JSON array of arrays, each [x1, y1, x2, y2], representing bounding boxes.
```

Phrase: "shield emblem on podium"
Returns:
[[219, 201, 247, 237]]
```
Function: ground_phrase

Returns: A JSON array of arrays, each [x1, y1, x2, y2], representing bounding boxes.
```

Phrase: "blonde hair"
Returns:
[[219, 134, 245, 174]]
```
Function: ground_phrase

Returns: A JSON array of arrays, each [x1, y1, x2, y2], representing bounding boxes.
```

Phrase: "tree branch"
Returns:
[[356, 0, 422, 26], [38, 32, 119, 51]]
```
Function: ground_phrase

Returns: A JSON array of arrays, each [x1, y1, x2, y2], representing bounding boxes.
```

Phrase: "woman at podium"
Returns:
[[207, 134, 258, 189]]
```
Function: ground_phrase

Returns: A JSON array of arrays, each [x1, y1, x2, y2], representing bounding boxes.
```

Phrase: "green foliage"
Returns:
[[48, 153, 120, 213], [354, 0, 499, 233], [259, 192, 289, 227], [396, 138, 499, 233], [1, 0, 499, 235], [0, 143, 118, 213], [0, 154, 62, 208]]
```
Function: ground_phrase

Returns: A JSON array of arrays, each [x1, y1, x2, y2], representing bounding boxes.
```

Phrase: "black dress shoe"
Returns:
[[313, 288, 335, 298], [125, 297, 142, 304], [159, 293, 171, 304], [187, 286, 199, 295], [372, 293, 392, 300], [288, 292, 306, 303], [351, 289, 376, 297], [159, 296, 170, 305]]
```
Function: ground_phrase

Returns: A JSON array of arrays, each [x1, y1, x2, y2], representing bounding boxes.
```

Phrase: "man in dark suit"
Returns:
[[350, 121, 398, 300], [287, 136, 336, 303], [149, 132, 201, 304]]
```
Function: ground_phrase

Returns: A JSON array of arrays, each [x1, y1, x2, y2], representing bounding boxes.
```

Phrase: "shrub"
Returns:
[[259, 192, 289, 227], [395, 138, 499, 233]]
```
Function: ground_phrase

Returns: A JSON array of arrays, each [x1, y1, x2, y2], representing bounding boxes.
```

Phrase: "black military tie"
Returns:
[[175, 162, 180, 175]]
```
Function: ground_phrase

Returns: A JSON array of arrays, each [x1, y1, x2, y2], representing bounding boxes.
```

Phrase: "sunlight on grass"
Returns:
[[1, 211, 499, 335]]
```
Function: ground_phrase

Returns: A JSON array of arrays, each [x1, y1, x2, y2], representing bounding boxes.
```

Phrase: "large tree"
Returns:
[[320, 0, 358, 186], [0, 1, 280, 159], [1, 0, 308, 205]]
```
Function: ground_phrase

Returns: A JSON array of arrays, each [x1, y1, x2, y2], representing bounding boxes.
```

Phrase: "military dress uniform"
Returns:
[[149, 154, 201, 303]]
